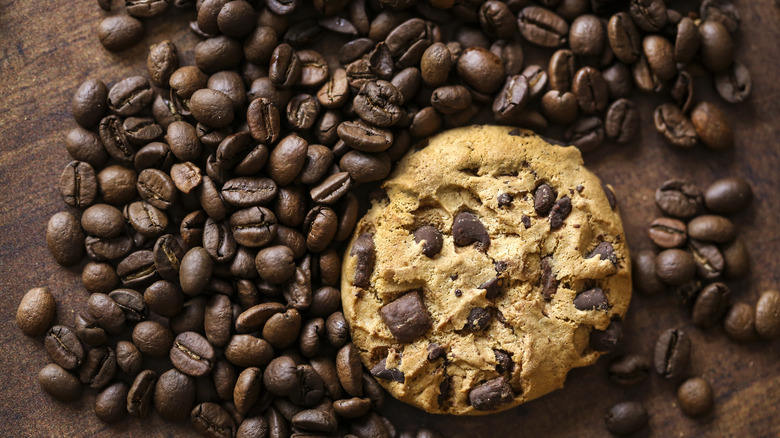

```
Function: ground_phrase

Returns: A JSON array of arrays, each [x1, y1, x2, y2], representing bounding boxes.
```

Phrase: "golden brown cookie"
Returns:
[[341, 125, 631, 415]]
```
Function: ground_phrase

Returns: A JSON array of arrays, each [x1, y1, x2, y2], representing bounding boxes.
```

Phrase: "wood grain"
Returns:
[[1, 0, 779, 437]]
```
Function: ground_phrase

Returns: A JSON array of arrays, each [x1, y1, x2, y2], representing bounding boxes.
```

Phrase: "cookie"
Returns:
[[341, 125, 631, 415]]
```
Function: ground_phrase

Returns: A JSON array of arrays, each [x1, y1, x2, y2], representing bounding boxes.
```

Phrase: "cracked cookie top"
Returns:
[[341, 125, 631, 415]]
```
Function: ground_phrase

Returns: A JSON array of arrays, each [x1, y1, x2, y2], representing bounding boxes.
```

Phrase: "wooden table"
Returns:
[[1, 0, 779, 436]]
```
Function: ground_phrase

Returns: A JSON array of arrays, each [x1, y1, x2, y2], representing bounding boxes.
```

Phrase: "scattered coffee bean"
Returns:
[[16, 287, 56, 337], [605, 401, 648, 436], [653, 328, 690, 378], [724, 301, 757, 343], [608, 354, 651, 386], [677, 377, 714, 417]]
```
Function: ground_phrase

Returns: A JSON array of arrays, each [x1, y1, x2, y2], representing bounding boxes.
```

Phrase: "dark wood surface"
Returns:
[[1, 1, 779, 437]]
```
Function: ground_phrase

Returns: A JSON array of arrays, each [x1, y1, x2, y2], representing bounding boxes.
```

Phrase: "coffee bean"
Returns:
[[688, 239, 724, 279], [153, 368, 196, 422], [714, 61, 751, 104], [72, 79, 108, 128], [469, 376, 514, 411], [643, 35, 676, 81], [493, 75, 531, 120], [354, 80, 404, 128], [590, 318, 623, 352], [548, 49, 576, 92], [109, 288, 149, 321], [263, 308, 302, 349], [65, 127, 108, 168], [688, 215, 735, 243], [673, 17, 700, 64], [229, 207, 277, 249], [413, 225, 443, 258], [702, 176, 751, 214], [137, 168, 178, 210], [605, 401, 648, 436], [44, 325, 85, 370], [116, 340, 142, 374], [195, 36, 243, 73], [334, 397, 372, 419], [654, 103, 698, 148], [602, 62, 633, 99], [517, 6, 568, 48], [630, 0, 666, 32], [569, 15, 604, 57], [670, 72, 694, 114], [430, 85, 472, 114], [653, 328, 690, 378], [75, 313, 108, 347], [81, 204, 125, 239], [131, 321, 172, 358], [225, 334, 274, 368], [677, 377, 713, 418], [632, 250, 665, 295], [123, 117, 162, 145], [541, 90, 578, 125], [692, 282, 731, 329], [233, 367, 262, 415], [648, 217, 686, 248], [38, 363, 82, 402], [79, 346, 117, 389], [171, 332, 216, 377], [338, 120, 394, 153], [94, 381, 128, 424], [755, 290, 780, 340], [691, 102, 734, 151], [180, 247, 213, 296], [189, 89, 235, 128], [566, 116, 604, 152], [203, 218, 237, 260], [337, 343, 364, 396], [380, 292, 431, 343], [699, 21, 734, 73], [457, 47, 506, 94], [724, 301, 757, 342], [59, 161, 97, 208], [608, 354, 650, 385], [191, 402, 236, 438], [98, 16, 144, 52], [655, 249, 696, 286], [719, 238, 749, 279], [269, 43, 302, 89], [340, 150, 392, 183], [87, 293, 126, 335], [604, 98, 639, 144], [701, 0, 741, 32], [452, 212, 490, 251], [607, 12, 641, 64], [16, 287, 56, 337], [655, 179, 703, 218]]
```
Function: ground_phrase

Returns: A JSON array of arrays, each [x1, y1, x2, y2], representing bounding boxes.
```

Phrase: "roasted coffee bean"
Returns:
[[541, 90, 578, 125], [255, 246, 295, 285], [299, 143, 333, 185], [109, 288, 149, 322], [607, 12, 641, 64], [137, 168, 178, 210], [82, 262, 119, 294], [72, 78, 108, 128], [699, 21, 734, 73], [648, 217, 686, 248], [195, 36, 243, 73], [219, 177, 277, 208], [720, 238, 749, 279], [123, 117, 162, 145], [670, 72, 694, 114], [189, 89, 235, 129], [677, 377, 713, 418], [688, 239, 724, 279], [334, 397, 372, 419], [75, 313, 108, 347], [98, 15, 144, 52], [237, 416, 270, 438], [300, 318, 324, 358], [379, 292, 431, 343], [340, 150, 392, 183], [263, 308, 301, 349], [116, 252, 156, 290], [755, 290, 780, 340], [701, 0, 741, 32], [673, 17, 700, 64], [133, 321, 173, 358], [337, 343, 364, 396], [604, 98, 639, 144], [234, 367, 263, 415], [191, 402, 236, 438], [655, 179, 703, 218], [420, 43, 451, 87], [38, 363, 82, 402], [337, 120, 394, 153], [714, 61, 751, 103], [87, 293, 126, 335], [268, 134, 308, 186], [108, 76, 154, 117], [643, 35, 676, 81], [269, 43, 302, 89], [493, 75, 530, 120], [292, 408, 338, 433], [79, 346, 117, 389], [724, 301, 757, 342], [566, 117, 604, 152], [116, 340, 142, 374], [286, 93, 320, 130], [479, 0, 516, 39], [236, 303, 285, 334], [199, 176, 228, 220], [608, 354, 651, 385], [655, 249, 695, 286], [170, 297, 207, 335], [548, 49, 576, 92], [569, 15, 604, 57], [632, 55, 664, 94], [80, 204, 124, 239], [59, 161, 97, 208], [517, 6, 568, 48], [85, 235, 133, 262], [572, 67, 608, 115], [263, 356, 299, 397], [632, 250, 666, 295], [430, 85, 472, 115], [310, 172, 352, 205], [65, 127, 108, 167], [180, 247, 213, 296], [225, 334, 274, 368], [704, 176, 752, 214], [691, 102, 734, 151], [44, 325, 84, 370], [354, 80, 404, 128], [653, 328, 690, 379], [521, 65, 548, 100], [303, 206, 337, 253], [16, 287, 56, 337], [692, 282, 731, 329], [469, 376, 514, 411], [275, 187, 307, 227], [204, 218, 238, 260], [94, 381, 128, 424], [457, 47, 506, 94], [146, 40, 179, 89], [602, 62, 632, 99], [688, 215, 735, 243], [154, 368, 196, 422], [630, 0, 666, 32], [96, 165, 137, 206], [151, 235, 183, 282], [605, 401, 648, 436], [171, 332, 216, 377]]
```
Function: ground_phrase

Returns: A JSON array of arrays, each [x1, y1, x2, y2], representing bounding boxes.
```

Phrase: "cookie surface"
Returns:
[[341, 125, 631, 415]]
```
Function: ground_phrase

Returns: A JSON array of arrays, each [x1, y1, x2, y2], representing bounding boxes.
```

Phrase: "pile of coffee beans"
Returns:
[[14, 0, 770, 436]]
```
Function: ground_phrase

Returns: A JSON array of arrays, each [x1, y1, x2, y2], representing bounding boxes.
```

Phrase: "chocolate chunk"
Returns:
[[590, 318, 623, 352], [586, 242, 617, 264], [370, 358, 405, 383], [469, 377, 514, 410], [452, 212, 490, 251], [379, 292, 431, 343], [521, 215, 531, 228], [541, 257, 557, 300], [350, 233, 375, 288], [497, 193, 513, 206], [427, 343, 443, 361], [437, 375, 452, 406], [534, 184, 556, 215], [479, 277, 504, 300], [602, 184, 617, 210], [466, 308, 492, 331], [573, 288, 609, 310], [493, 350, 514, 375], [549, 196, 572, 230], [413, 225, 444, 258]]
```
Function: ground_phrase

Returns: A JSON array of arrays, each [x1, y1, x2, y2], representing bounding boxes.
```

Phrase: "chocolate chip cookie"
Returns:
[[342, 125, 631, 415]]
